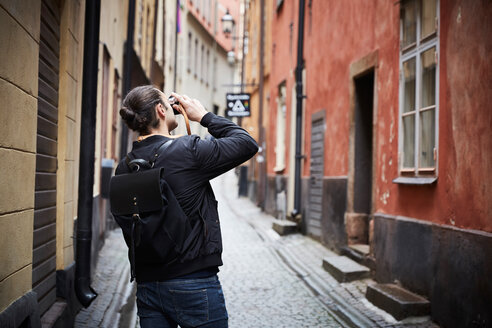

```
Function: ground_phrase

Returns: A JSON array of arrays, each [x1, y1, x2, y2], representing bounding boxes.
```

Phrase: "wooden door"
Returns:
[[307, 112, 325, 237]]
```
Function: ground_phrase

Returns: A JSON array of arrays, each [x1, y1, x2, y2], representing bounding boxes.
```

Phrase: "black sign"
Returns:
[[226, 93, 251, 117]]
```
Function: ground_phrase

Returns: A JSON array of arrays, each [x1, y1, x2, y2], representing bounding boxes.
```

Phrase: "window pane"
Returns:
[[421, 47, 436, 108], [403, 58, 416, 113], [421, 0, 437, 39], [419, 109, 435, 167], [403, 114, 415, 168], [402, 0, 417, 48]]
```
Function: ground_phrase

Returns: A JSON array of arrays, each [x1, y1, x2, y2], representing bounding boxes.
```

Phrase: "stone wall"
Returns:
[[373, 213, 492, 328], [0, 0, 41, 313]]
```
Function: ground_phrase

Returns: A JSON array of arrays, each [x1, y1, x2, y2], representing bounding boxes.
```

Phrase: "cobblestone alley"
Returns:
[[75, 170, 438, 328]]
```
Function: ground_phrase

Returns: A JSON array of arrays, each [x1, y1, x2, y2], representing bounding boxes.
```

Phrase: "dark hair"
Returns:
[[120, 85, 162, 135]]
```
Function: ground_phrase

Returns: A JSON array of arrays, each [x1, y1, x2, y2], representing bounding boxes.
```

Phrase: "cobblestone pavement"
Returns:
[[215, 176, 343, 327], [74, 229, 136, 328], [213, 171, 438, 328], [75, 169, 439, 328]]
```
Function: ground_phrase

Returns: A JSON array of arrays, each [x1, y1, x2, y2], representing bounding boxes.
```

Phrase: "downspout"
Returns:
[[173, 0, 179, 91], [291, 0, 306, 219], [75, 0, 100, 307], [257, 0, 266, 209], [120, 0, 136, 160]]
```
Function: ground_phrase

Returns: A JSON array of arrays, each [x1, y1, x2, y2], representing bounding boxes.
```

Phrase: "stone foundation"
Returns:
[[373, 214, 492, 327]]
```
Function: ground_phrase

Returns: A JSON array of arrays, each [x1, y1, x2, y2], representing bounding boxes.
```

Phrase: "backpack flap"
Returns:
[[109, 168, 164, 216]]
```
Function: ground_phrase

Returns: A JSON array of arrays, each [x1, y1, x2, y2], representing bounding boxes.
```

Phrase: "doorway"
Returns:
[[307, 111, 325, 238], [347, 70, 374, 255]]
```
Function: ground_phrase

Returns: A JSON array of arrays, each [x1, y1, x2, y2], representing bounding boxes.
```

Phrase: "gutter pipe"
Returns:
[[75, 0, 100, 307], [120, 0, 136, 160], [173, 0, 179, 91], [291, 0, 306, 219], [257, 0, 266, 209]]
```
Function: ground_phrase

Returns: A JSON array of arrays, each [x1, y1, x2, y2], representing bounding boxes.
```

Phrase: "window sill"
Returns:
[[273, 166, 285, 174], [393, 176, 437, 185]]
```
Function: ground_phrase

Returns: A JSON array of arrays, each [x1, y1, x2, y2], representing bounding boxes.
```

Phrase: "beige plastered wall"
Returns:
[[134, 0, 156, 76], [56, 0, 86, 271], [0, 0, 41, 312], [93, 0, 128, 198]]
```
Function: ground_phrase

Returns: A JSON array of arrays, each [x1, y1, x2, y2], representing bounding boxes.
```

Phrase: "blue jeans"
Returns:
[[136, 275, 228, 328]]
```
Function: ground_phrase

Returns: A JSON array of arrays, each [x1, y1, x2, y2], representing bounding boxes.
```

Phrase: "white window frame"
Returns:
[[274, 81, 287, 173], [398, 0, 440, 179]]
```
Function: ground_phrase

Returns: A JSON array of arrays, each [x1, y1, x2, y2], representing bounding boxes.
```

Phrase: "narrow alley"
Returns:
[[75, 171, 438, 328]]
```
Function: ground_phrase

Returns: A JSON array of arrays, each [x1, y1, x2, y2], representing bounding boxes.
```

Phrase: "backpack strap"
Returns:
[[149, 139, 173, 167], [125, 139, 173, 172]]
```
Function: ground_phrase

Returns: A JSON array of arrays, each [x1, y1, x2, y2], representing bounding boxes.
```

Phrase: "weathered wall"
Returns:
[[0, 0, 41, 312], [374, 214, 492, 328], [300, 0, 491, 231], [133, 0, 155, 76], [56, 0, 86, 272], [374, 0, 492, 232], [267, 0, 297, 175]]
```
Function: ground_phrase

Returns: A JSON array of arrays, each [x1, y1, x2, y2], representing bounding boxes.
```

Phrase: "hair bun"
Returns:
[[120, 85, 162, 134], [120, 106, 136, 121]]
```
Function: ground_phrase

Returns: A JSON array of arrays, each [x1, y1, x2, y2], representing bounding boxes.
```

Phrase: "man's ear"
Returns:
[[156, 103, 166, 119]]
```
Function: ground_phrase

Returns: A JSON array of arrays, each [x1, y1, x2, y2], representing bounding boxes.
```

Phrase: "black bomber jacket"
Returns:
[[115, 112, 258, 282]]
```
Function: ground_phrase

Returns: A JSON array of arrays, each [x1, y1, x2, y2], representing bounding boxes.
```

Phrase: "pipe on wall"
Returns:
[[292, 0, 306, 219], [120, 0, 136, 160], [75, 0, 101, 308], [257, 0, 266, 209]]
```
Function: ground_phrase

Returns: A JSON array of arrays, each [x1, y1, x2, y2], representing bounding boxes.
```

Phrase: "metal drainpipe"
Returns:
[[173, 0, 179, 91], [75, 0, 100, 307], [291, 0, 306, 219], [120, 0, 136, 160], [257, 0, 266, 209]]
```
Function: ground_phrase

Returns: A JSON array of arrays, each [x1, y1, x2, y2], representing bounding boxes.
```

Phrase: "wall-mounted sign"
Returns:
[[226, 93, 251, 117]]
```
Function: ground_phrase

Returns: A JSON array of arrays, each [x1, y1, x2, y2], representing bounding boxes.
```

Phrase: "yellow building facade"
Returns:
[[0, 0, 86, 326], [0, 0, 165, 326]]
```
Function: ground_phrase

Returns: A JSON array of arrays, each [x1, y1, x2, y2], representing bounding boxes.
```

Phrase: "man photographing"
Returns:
[[114, 85, 258, 327]]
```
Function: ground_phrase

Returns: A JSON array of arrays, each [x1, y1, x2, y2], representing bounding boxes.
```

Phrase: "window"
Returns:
[[399, 0, 438, 176], [274, 82, 287, 172], [194, 39, 198, 77], [213, 57, 217, 91], [187, 33, 192, 71], [201, 44, 205, 82], [206, 49, 210, 85]]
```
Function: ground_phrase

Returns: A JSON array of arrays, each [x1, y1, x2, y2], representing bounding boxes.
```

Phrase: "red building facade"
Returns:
[[264, 0, 492, 326]]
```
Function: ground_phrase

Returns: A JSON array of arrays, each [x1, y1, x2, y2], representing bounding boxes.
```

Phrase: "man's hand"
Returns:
[[171, 93, 208, 123]]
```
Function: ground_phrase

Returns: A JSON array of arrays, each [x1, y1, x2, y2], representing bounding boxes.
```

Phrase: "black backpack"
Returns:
[[109, 140, 192, 282]]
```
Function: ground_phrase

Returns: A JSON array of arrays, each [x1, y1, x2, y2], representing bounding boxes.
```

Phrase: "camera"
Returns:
[[168, 96, 180, 115]]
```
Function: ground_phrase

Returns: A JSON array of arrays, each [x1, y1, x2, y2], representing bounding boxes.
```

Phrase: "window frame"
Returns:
[[187, 32, 192, 72], [397, 0, 440, 180], [274, 81, 287, 173]]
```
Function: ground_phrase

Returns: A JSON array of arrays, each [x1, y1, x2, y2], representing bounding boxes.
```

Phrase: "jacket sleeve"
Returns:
[[191, 112, 258, 181]]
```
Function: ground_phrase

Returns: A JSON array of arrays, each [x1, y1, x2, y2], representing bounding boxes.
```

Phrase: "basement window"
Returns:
[[396, 0, 439, 184]]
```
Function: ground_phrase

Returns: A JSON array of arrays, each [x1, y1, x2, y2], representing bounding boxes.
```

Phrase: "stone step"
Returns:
[[272, 219, 298, 236], [349, 244, 370, 255], [341, 244, 376, 271], [322, 256, 370, 283], [366, 283, 431, 321]]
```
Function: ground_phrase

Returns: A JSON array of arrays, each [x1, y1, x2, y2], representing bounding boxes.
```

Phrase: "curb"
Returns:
[[101, 262, 132, 327], [275, 247, 377, 328]]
